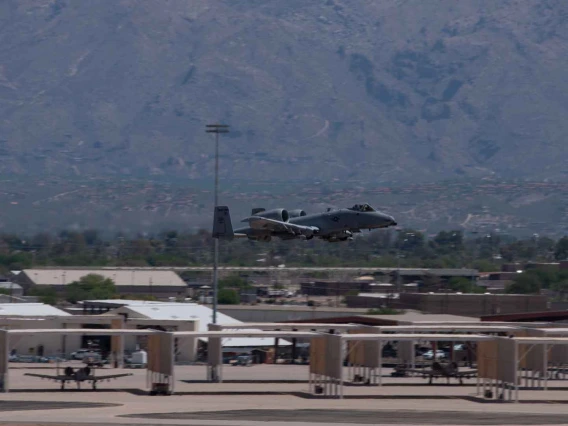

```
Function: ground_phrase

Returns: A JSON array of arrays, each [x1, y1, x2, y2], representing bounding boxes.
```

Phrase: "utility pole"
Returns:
[[395, 229, 402, 295], [206, 123, 229, 324], [469, 230, 479, 293]]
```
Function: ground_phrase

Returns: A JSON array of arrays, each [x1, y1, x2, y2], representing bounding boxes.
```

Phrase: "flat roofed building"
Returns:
[[279, 311, 480, 326], [399, 293, 548, 317], [393, 268, 479, 285], [0, 282, 23, 297], [0, 303, 72, 357], [104, 300, 290, 350], [16, 268, 187, 299], [300, 280, 379, 296], [0, 302, 71, 317], [82, 299, 290, 361]]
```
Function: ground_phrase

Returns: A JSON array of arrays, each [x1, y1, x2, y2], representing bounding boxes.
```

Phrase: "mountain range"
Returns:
[[1, 0, 568, 233]]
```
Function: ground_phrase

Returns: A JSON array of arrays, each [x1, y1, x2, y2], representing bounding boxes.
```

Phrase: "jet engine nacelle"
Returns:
[[288, 209, 307, 218], [254, 208, 289, 222]]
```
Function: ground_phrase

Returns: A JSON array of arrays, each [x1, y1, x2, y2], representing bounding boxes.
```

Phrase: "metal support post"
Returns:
[[378, 341, 383, 386], [543, 343, 548, 390]]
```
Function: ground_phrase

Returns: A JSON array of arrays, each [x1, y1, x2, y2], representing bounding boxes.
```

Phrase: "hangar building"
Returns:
[[0, 300, 288, 362], [101, 299, 290, 359], [15, 268, 187, 299]]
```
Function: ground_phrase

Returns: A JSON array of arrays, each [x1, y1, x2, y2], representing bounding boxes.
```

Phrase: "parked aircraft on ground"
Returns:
[[406, 361, 478, 385], [25, 366, 132, 390]]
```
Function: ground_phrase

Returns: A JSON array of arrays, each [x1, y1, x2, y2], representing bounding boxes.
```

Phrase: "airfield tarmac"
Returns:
[[1, 363, 567, 426]]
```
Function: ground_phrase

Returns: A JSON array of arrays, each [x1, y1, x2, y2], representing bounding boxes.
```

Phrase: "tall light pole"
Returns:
[[206, 123, 229, 324], [395, 229, 402, 295], [395, 230, 414, 296], [469, 230, 479, 293]]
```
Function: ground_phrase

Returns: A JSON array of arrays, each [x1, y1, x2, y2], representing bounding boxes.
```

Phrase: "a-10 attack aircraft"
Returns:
[[213, 203, 397, 242], [25, 366, 133, 390]]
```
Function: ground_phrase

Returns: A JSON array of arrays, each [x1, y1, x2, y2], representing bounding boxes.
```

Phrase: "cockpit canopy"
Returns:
[[349, 203, 376, 212]]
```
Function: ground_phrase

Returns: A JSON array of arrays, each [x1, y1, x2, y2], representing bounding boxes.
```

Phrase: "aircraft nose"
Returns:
[[382, 214, 397, 226], [374, 212, 397, 227]]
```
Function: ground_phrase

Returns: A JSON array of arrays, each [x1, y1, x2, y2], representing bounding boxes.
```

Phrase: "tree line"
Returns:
[[0, 229, 567, 273]]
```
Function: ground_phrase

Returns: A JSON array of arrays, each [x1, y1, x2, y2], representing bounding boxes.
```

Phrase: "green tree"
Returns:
[[218, 275, 251, 289], [554, 237, 568, 260], [506, 273, 541, 294], [218, 288, 240, 304], [525, 268, 557, 289], [471, 259, 500, 273], [448, 277, 485, 294], [448, 277, 470, 292], [29, 286, 58, 305], [65, 274, 117, 303], [552, 279, 568, 300], [432, 230, 464, 255]]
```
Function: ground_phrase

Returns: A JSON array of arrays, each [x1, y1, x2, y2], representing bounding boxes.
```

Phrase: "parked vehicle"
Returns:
[[70, 349, 99, 360], [232, 354, 253, 366], [423, 350, 446, 360], [83, 353, 108, 368], [10, 355, 49, 363]]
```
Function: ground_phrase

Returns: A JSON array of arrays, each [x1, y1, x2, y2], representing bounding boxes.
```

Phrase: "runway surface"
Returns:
[[1, 365, 567, 426], [121, 408, 568, 425], [0, 401, 120, 411]]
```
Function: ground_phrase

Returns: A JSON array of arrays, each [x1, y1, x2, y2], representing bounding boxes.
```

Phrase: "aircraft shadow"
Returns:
[[344, 382, 476, 387], [180, 379, 308, 384], [296, 393, 568, 404], [9, 387, 140, 394]]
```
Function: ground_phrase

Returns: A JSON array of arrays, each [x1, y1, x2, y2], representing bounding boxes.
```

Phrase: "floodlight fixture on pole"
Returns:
[[206, 123, 230, 325]]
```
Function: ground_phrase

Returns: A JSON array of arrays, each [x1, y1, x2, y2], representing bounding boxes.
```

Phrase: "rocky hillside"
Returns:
[[0, 0, 568, 191]]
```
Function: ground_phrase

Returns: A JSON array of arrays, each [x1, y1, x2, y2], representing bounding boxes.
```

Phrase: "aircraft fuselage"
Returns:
[[234, 207, 396, 242]]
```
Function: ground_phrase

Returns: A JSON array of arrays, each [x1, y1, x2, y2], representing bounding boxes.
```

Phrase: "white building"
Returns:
[[105, 300, 290, 355], [0, 303, 72, 356], [0, 300, 289, 363], [0, 302, 199, 362], [84, 299, 291, 359]]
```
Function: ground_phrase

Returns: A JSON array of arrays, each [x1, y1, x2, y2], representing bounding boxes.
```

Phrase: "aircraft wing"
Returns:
[[406, 368, 477, 378], [24, 373, 72, 381], [242, 216, 318, 237], [454, 369, 478, 377], [91, 373, 133, 380], [24, 372, 133, 381], [405, 369, 437, 377]]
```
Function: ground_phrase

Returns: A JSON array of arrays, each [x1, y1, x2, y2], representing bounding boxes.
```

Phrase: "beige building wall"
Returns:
[[0, 314, 198, 362], [109, 306, 199, 362], [2, 319, 70, 356]]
